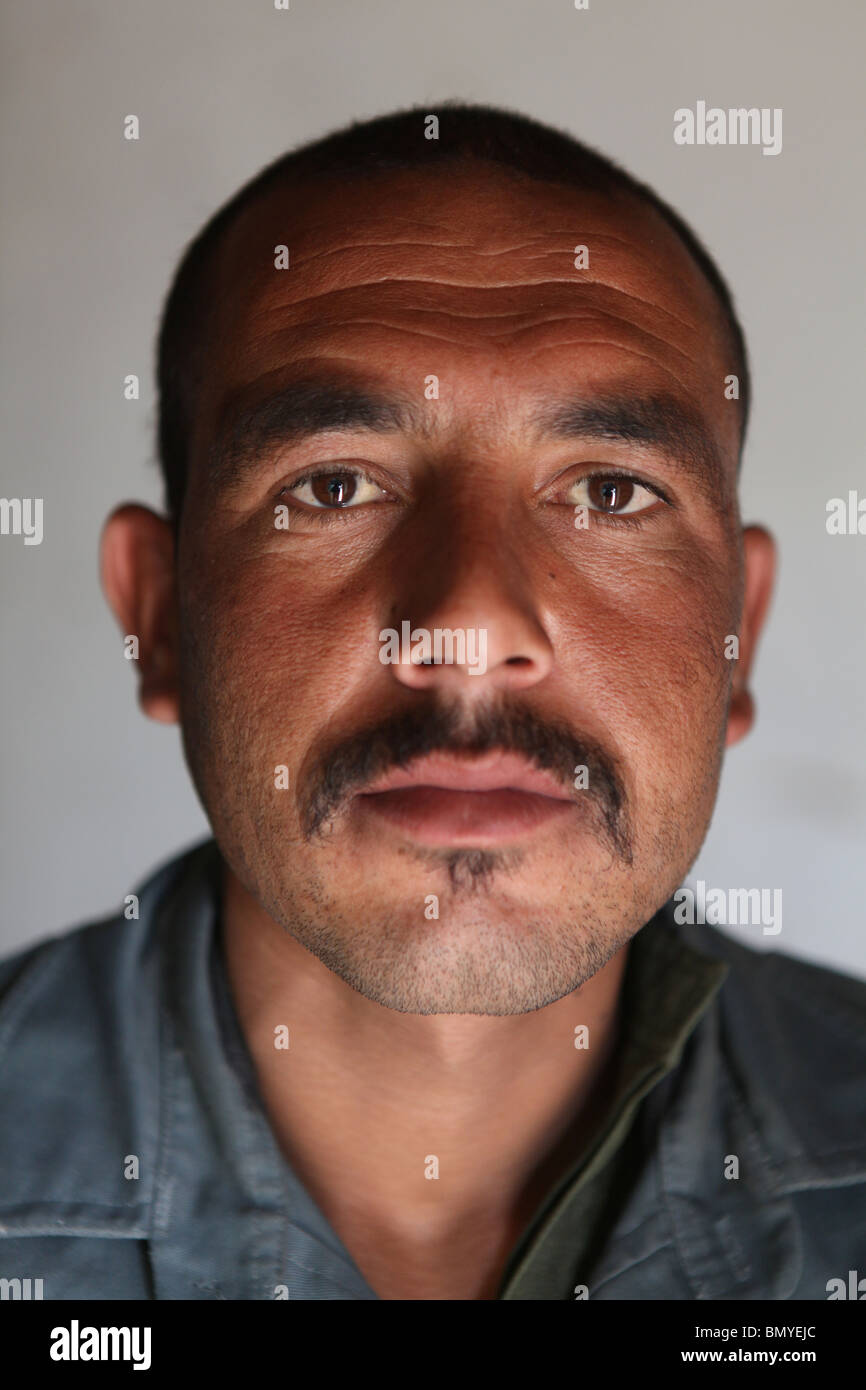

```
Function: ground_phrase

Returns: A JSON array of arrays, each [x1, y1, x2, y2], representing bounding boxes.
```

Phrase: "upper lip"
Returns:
[[358, 751, 574, 800]]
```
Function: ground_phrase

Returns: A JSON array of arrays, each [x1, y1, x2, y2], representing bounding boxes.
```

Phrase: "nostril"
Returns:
[[506, 656, 532, 667]]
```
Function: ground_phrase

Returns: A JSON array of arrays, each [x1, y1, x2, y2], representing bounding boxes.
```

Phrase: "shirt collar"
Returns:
[[499, 913, 729, 1296]]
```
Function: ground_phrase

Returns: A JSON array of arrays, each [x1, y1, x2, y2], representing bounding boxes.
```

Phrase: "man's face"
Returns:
[[169, 162, 756, 1014]]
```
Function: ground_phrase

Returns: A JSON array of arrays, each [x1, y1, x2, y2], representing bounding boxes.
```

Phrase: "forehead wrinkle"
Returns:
[[522, 339, 697, 400], [238, 209, 708, 318], [243, 304, 702, 396], [407, 306, 699, 362], [260, 221, 695, 278], [278, 323, 700, 391], [224, 169, 731, 350], [250, 272, 700, 333], [233, 209, 708, 303], [243, 282, 706, 372], [282, 233, 642, 266]]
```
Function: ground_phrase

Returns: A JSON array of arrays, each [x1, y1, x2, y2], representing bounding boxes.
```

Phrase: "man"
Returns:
[[1, 102, 864, 1301]]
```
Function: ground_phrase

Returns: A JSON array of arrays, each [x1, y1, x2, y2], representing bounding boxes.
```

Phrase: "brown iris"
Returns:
[[311, 473, 358, 507], [587, 478, 634, 513]]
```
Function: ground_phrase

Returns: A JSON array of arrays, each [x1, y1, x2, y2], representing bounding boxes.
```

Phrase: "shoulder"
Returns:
[[0, 839, 215, 1085], [683, 914, 866, 1044], [0, 839, 218, 1235], [666, 909, 866, 1185], [0, 840, 212, 1021]]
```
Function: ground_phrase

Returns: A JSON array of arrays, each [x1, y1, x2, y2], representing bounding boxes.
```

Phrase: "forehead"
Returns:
[[191, 162, 739, 468]]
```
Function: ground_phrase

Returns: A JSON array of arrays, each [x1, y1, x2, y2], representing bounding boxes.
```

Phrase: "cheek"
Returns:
[[178, 542, 383, 755], [547, 539, 737, 788]]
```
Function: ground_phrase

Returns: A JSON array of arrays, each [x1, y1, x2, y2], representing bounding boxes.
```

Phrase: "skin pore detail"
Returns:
[[100, 159, 775, 1298]]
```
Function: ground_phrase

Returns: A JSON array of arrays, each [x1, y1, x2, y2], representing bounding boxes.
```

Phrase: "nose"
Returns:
[[387, 521, 554, 696]]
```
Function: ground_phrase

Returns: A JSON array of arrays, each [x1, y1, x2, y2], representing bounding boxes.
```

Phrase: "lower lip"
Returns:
[[355, 786, 576, 846]]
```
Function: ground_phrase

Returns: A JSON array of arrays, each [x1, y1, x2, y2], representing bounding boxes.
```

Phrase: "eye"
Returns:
[[565, 473, 662, 516], [280, 468, 392, 510]]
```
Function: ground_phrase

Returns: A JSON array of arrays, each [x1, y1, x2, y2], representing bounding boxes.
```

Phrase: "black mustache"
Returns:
[[299, 701, 632, 861]]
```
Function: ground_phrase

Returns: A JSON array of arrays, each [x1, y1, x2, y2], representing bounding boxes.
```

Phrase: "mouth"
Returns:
[[353, 751, 578, 846]]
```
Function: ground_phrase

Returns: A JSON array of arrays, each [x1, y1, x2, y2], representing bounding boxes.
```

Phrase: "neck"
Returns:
[[220, 859, 631, 1298]]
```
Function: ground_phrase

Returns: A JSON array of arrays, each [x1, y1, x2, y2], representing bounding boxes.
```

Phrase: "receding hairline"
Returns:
[[214, 154, 720, 283], [194, 154, 741, 385]]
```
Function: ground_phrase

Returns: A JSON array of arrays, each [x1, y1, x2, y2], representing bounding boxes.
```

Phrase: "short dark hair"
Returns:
[[156, 101, 750, 524]]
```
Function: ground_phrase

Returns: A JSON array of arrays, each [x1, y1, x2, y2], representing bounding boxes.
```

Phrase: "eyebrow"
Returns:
[[208, 378, 727, 502], [529, 392, 726, 501], [208, 381, 425, 490]]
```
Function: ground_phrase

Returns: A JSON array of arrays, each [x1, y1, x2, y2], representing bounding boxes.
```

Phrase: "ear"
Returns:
[[100, 504, 180, 725], [725, 524, 776, 748]]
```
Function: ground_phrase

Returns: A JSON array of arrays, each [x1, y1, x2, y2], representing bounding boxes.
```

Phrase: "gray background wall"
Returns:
[[2, 0, 864, 975]]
